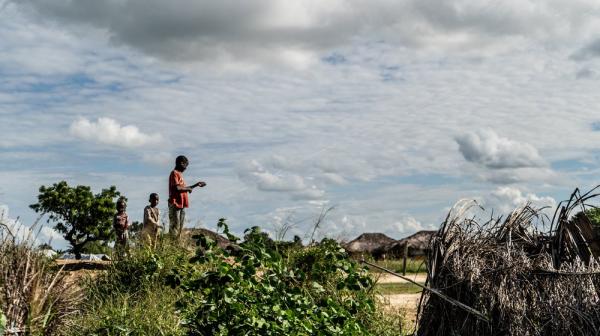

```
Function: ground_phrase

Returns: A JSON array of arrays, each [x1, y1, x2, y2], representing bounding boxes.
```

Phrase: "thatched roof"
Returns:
[[371, 230, 436, 259], [344, 233, 396, 253], [397, 230, 436, 250]]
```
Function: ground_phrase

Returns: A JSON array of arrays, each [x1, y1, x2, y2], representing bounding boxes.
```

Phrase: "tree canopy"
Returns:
[[30, 181, 121, 258]]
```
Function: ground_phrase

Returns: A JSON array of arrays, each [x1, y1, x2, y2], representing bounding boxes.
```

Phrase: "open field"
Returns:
[[366, 258, 427, 274], [375, 272, 425, 331]]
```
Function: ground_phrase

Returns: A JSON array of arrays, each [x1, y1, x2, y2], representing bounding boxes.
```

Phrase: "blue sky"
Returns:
[[2, 0, 600, 249]]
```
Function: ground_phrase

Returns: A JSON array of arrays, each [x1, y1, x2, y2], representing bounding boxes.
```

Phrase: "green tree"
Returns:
[[30, 181, 121, 259]]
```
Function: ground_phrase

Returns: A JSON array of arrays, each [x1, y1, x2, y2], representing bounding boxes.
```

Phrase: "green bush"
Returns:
[[71, 223, 407, 335], [70, 289, 184, 336], [70, 239, 190, 335], [167, 223, 380, 335]]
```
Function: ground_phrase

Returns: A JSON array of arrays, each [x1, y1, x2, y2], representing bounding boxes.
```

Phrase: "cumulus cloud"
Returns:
[[70, 117, 160, 148], [456, 129, 546, 169], [15, 0, 600, 67], [238, 160, 325, 200], [483, 186, 556, 215], [391, 216, 429, 234]]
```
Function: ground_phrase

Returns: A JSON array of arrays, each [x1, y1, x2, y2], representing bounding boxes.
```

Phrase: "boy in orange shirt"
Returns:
[[168, 155, 206, 240]]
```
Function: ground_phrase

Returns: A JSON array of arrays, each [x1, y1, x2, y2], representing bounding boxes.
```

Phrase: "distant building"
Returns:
[[372, 230, 436, 260], [344, 233, 397, 258], [344, 230, 437, 260]]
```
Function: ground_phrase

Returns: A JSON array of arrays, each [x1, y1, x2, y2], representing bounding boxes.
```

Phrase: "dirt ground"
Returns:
[[376, 273, 427, 331], [374, 273, 427, 284]]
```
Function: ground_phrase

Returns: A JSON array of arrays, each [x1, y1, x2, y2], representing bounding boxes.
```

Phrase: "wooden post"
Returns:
[[402, 243, 409, 276]]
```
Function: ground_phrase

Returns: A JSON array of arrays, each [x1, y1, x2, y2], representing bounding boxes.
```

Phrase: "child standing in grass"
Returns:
[[142, 193, 162, 247], [113, 197, 129, 255], [168, 155, 206, 241]]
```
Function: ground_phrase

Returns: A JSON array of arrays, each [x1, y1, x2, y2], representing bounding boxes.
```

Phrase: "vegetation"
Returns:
[[66, 220, 406, 335], [375, 283, 422, 295], [70, 239, 189, 335], [4, 191, 407, 336], [30, 181, 121, 258], [0, 219, 82, 335], [419, 191, 600, 336], [168, 221, 377, 335], [368, 257, 427, 274]]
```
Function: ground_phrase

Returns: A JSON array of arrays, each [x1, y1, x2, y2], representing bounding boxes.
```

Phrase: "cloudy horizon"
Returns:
[[2, 0, 600, 249]]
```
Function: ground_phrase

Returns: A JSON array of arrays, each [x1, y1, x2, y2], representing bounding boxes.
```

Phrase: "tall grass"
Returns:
[[0, 219, 82, 335], [67, 237, 191, 335]]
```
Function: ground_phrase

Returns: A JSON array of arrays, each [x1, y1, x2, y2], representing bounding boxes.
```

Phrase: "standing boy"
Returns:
[[141, 193, 162, 247], [113, 197, 129, 255], [168, 155, 206, 240]]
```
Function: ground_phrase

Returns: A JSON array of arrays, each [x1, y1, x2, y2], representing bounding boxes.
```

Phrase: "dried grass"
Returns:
[[417, 188, 600, 336], [0, 219, 82, 335]]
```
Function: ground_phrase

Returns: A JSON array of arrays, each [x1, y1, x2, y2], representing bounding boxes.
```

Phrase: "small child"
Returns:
[[142, 193, 162, 247], [113, 198, 129, 255]]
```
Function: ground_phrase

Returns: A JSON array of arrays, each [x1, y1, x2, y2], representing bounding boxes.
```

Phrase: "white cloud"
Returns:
[[483, 186, 556, 215], [238, 160, 326, 200], [391, 216, 428, 234], [5, 0, 600, 247], [456, 129, 547, 169], [70, 117, 161, 148]]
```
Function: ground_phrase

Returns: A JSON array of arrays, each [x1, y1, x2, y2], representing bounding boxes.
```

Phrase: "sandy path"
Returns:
[[374, 272, 427, 284], [374, 273, 427, 330]]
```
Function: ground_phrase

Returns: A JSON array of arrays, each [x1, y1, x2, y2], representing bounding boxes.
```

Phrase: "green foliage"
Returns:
[[375, 283, 423, 295], [369, 258, 427, 274], [71, 240, 190, 335], [30, 181, 121, 258], [167, 223, 379, 335], [586, 208, 600, 227], [70, 289, 184, 336]]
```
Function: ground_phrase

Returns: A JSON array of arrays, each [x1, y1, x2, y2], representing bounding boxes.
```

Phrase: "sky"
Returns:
[[2, 0, 600, 249]]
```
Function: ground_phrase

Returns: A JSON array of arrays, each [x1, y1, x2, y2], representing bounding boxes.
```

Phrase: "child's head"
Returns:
[[149, 193, 159, 207], [116, 198, 127, 212], [175, 155, 189, 172]]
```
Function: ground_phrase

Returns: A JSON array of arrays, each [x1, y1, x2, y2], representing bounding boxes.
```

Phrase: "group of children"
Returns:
[[112, 155, 206, 252]]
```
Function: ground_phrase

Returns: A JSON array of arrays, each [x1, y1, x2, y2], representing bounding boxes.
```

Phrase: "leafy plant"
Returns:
[[167, 222, 378, 335], [30, 181, 121, 258], [71, 239, 190, 335]]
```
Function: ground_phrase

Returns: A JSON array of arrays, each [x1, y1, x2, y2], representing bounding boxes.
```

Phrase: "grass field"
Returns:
[[375, 282, 423, 295], [367, 257, 427, 274]]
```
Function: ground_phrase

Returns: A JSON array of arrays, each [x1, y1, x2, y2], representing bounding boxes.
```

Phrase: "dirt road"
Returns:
[[374, 272, 427, 284], [375, 273, 427, 331]]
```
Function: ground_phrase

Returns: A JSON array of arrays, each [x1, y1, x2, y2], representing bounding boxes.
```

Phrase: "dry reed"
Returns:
[[0, 218, 82, 335], [417, 188, 600, 336]]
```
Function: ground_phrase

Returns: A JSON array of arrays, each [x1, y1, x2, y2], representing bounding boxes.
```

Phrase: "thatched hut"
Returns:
[[372, 230, 436, 260], [344, 233, 396, 258]]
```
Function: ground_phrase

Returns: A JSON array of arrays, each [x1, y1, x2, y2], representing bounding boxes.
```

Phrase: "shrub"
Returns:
[[70, 238, 190, 335], [167, 223, 380, 335]]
